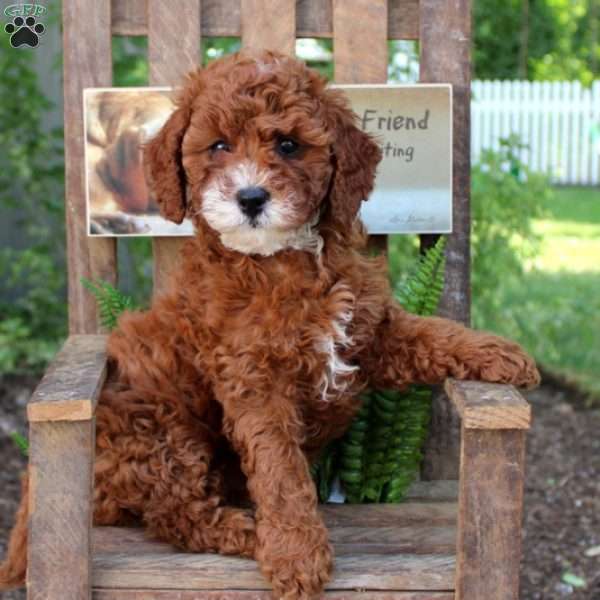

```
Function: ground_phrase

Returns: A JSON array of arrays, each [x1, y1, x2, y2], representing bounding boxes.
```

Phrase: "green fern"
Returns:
[[396, 236, 446, 316], [11, 431, 29, 456], [81, 278, 135, 331], [314, 237, 447, 503]]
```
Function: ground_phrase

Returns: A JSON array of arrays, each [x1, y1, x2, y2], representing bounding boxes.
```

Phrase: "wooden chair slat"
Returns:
[[147, 0, 201, 297], [333, 0, 388, 84], [111, 0, 419, 40], [419, 0, 472, 482], [94, 591, 454, 600], [28, 419, 96, 599], [93, 546, 455, 591], [93, 524, 457, 556], [241, 0, 296, 55], [419, 0, 472, 326], [64, 0, 116, 334], [28, 335, 108, 422], [456, 428, 526, 600], [446, 379, 531, 430], [334, 0, 389, 253], [91, 495, 457, 593]]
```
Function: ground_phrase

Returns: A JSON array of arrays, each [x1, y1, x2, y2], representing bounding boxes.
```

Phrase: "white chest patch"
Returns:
[[317, 309, 358, 401], [220, 222, 323, 256]]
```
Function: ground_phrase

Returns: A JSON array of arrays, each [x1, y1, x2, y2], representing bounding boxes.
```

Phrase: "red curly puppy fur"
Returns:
[[1, 50, 540, 599]]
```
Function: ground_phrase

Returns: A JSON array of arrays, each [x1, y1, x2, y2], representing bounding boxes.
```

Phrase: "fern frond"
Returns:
[[396, 236, 446, 316], [11, 431, 29, 456], [81, 278, 134, 330]]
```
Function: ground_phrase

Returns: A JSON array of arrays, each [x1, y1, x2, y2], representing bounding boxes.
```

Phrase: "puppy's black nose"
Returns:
[[237, 186, 270, 219]]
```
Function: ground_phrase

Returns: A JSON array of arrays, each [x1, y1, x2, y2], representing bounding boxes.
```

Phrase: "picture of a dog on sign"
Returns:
[[84, 88, 193, 236]]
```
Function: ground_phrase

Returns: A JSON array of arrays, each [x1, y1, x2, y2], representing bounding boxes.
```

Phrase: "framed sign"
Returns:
[[83, 84, 452, 237], [339, 84, 452, 234]]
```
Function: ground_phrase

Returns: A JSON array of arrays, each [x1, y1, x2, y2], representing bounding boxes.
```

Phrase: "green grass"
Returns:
[[478, 186, 600, 399]]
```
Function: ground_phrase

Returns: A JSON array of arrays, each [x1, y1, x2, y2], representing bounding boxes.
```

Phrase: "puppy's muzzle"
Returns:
[[237, 186, 270, 220]]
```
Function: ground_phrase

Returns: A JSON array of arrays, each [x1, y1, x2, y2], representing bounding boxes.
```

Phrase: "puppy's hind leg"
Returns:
[[94, 386, 256, 558], [0, 472, 28, 590]]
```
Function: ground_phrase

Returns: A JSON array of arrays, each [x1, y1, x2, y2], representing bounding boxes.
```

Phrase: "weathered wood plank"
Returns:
[[148, 1, 200, 298], [93, 550, 455, 591], [28, 419, 95, 600], [455, 428, 526, 600], [388, 0, 419, 40], [27, 335, 107, 422], [320, 502, 457, 527], [445, 379, 531, 430], [94, 591, 454, 600], [419, 0, 472, 325], [92, 499, 458, 592], [405, 480, 459, 502], [334, 0, 388, 253], [92, 524, 456, 557], [64, 0, 117, 334], [111, 0, 147, 36], [92, 499, 458, 556], [419, 0, 472, 481], [151, 237, 188, 298], [241, 0, 296, 55], [111, 0, 419, 40], [333, 0, 387, 84]]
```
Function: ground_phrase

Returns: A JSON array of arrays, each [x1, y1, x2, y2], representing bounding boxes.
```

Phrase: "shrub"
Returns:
[[0, 21, 66, 373], [470, 136, 550, 333]]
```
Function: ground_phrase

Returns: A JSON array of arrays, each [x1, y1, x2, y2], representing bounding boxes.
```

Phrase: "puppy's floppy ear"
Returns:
[[324, 90, 382, 229], [143, 107, 190, 224]]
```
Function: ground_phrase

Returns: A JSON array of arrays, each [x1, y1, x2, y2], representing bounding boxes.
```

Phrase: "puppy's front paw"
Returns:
[[479, 337, 541, 390], [256, 518, 333, 600]]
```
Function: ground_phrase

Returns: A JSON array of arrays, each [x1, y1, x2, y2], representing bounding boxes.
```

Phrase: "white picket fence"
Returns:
[[471, 80, 600, 185]]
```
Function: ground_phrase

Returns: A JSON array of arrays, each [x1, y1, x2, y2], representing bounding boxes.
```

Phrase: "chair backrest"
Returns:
[[62, 0, 471, 478]]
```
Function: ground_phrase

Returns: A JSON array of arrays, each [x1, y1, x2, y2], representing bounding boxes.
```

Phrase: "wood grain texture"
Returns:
[[28, 335, 107, 422], [334, 0, 388, 253], [241, 0, 296, 55], [28, 419, 95, 600], [148, 1, 200, 298], [388, 0, 419, 40], [151, 237, 188, 298], [455, 428, 527, 600], [333, 0, 387, 84], [92, 500, 458, 592], [111, 0, 418, 40], [93, 524, 456, 557], [64, 0, 117, 334], [405, 480, 459, 503], [419, 0, 472, 480], [94, 591, 453, 600], [319, 502, 456, 527], [93, 550, 455, 591], [27, 335, 106, 422], [445, 379, 531, 430], [419, 0, 471, 325], [92, 498, 458, 556]]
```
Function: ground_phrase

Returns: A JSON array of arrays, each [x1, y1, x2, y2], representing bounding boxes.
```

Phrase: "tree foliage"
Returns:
[[474, 0, 598, 83]]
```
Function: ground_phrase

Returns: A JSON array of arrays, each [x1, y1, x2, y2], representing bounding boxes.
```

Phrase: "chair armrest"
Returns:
[[27, 334, 108, 422], [444, 378, 531, 430]]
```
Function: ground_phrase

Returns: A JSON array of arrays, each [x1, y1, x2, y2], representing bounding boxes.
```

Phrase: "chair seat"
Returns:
[[91, 484, 457, 599]]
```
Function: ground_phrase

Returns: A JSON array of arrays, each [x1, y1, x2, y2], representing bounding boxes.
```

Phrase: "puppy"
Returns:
[[1, 50, 539, 599]]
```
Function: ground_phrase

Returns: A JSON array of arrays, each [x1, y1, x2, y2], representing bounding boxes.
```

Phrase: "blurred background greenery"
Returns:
[[0, 0, 599, 399]]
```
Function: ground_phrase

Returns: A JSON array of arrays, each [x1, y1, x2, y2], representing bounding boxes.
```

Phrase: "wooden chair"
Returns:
[[25, 1, 531, 599]]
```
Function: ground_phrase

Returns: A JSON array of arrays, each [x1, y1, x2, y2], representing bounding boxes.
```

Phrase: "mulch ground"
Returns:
[[1, 375, 599, 599]]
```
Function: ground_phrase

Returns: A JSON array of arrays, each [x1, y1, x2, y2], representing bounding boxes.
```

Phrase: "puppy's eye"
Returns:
[[276, 137, 300, 158], [210, 140, 231, 153]]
